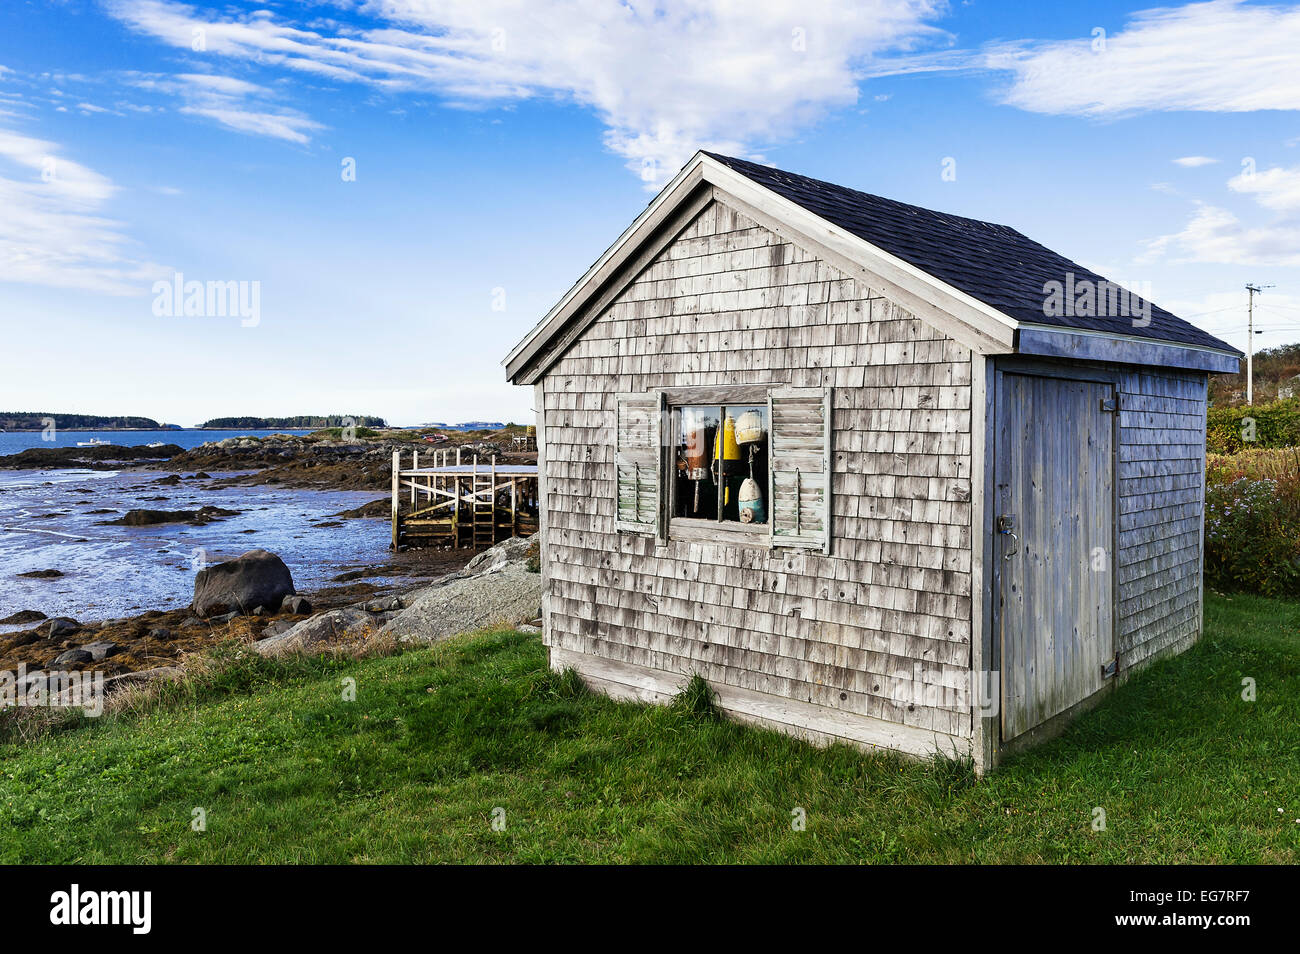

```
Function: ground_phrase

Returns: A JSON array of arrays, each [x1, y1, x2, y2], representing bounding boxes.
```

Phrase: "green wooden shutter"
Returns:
[[614, 392, 662, 535], [768, 387, 832, 552]]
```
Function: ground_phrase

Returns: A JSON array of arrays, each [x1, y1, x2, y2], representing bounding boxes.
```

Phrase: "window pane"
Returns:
[[723, 406, 768, 524], [673, 406, 719, 519]]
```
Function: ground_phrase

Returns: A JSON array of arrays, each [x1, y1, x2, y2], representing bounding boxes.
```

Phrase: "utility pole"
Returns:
[[1245, 283, 1274, 405]]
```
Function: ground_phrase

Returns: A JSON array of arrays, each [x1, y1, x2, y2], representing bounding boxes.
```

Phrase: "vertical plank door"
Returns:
[[996, 372, 1115, 740]]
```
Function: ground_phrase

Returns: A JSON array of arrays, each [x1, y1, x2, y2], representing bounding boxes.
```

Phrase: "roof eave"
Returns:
[[1016, 324, 1243, 374]]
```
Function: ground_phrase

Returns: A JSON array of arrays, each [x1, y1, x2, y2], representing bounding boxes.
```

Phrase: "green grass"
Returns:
[[1, 592, 1297, 863]]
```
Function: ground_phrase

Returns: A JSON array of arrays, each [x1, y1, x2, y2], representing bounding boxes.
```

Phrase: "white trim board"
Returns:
[[549, 646, 969, 760]]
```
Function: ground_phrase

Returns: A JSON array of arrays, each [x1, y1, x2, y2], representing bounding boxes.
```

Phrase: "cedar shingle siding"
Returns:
[[1115, 369, 1207, 668], [541, 199, 975, 741]]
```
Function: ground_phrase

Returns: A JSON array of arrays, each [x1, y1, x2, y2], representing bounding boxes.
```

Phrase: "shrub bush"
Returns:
[[1205, 457, 1300, 597], [1206, 398, 1300, 453]]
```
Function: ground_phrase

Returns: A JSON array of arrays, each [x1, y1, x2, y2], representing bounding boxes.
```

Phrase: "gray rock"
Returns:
[[254, 607, 377, 656], [363, 596, 402, 613], [53, 648, 93, 666], [147, 627, 171, 640], [379, 561, 541, 646], [281, 595, 312, 615], [464, 536, 533, 573], [39, 617, 80, 638], [81, 640, 122, 661], [210, 610, 241, 624], [192, 549, 294, 617]]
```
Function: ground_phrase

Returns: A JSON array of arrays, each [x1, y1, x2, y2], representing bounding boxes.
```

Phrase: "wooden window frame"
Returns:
[[661, 384, 784, 548]]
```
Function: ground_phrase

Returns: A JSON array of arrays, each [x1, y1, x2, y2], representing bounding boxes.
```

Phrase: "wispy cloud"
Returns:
[[1173, 155, 1219, 167], [107, 0, 950, 181], [126, 70, 323, 143], [985, 1, 1300, 118], [0, 127, 166, 293], [1145, 162, 1300, 267]]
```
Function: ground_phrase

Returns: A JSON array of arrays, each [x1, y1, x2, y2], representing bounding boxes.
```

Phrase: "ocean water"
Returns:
[[0, 467, 393, 628], [0, 429, 313, 455]]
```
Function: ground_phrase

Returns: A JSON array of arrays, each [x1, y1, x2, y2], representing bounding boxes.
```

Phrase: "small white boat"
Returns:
[[76, 438, 113, 447], [145, 441, 166, 448]]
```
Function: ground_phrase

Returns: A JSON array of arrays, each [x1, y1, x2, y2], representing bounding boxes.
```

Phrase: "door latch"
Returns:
[[1101, 655, 1119, 679], [997, 514, 1018, 560]]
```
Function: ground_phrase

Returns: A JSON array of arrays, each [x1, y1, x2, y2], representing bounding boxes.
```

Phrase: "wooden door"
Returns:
[[995, 371, 1115, 740]]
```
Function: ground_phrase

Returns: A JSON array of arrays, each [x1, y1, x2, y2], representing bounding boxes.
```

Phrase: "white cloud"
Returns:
[[1143, 203, 1300, 266], [0, 127, 166, 293], [107, 0, 949, 181], [985, 1, 1300, 117], [126, 70, 323, 144], [1145, 161, 1300, 267], [1173, 155, 1219, 167], [1230, 164, 1300, 213], [178, 103, 321, 142]]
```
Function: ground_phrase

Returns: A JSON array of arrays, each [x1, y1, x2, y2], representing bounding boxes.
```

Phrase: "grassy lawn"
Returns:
[[1, 592, 1297, 864]]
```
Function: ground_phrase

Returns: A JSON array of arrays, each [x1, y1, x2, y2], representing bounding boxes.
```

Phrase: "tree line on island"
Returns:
[[0, 413, 169, 431], [199, 415, 387, 429], [0, 412, 386, 431]]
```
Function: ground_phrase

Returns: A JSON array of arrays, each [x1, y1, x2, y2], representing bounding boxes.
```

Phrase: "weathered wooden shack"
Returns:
[[504, 152, 1241, 771]]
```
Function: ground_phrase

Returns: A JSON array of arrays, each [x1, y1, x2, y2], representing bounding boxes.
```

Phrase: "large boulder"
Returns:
[[254, 607, 376, 656], [193, 549, 295, 618], [378, 561, 541, 645]]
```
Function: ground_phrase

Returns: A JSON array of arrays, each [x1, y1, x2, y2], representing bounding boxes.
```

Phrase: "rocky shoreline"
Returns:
[[1, 537, 540, 704], [0, 430, 534, 493], [0, 429, 540, 702], [0, 444, 184, 470]]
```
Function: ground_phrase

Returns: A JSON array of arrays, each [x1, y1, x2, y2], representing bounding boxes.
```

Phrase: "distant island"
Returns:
[[200, 415, 388, 429], [437, 421, 506, 431], [0, 412, 173, 431], [0, 412, 389, 431]]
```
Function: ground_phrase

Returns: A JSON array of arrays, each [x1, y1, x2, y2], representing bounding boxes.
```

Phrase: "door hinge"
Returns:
[[1101, 654, 1119, 679], [1100, 397, 1118, 413]]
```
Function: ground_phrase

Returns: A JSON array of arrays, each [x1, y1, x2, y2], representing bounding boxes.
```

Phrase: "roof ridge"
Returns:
[[701, 151, 1028, 236]]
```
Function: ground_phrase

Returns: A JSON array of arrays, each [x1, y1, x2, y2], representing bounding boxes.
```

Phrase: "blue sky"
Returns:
[[1, 0, 1298, 426]]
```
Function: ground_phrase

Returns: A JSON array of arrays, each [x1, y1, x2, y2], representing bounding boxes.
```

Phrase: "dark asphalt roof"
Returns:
[[704, 152, 1239, 355]]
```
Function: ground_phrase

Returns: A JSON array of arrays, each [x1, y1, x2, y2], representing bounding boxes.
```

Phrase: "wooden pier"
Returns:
[[391, 449, 538, 550]]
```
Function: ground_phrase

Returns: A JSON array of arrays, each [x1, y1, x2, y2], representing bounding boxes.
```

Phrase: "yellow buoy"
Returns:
[[714, 414, 740, 465]]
